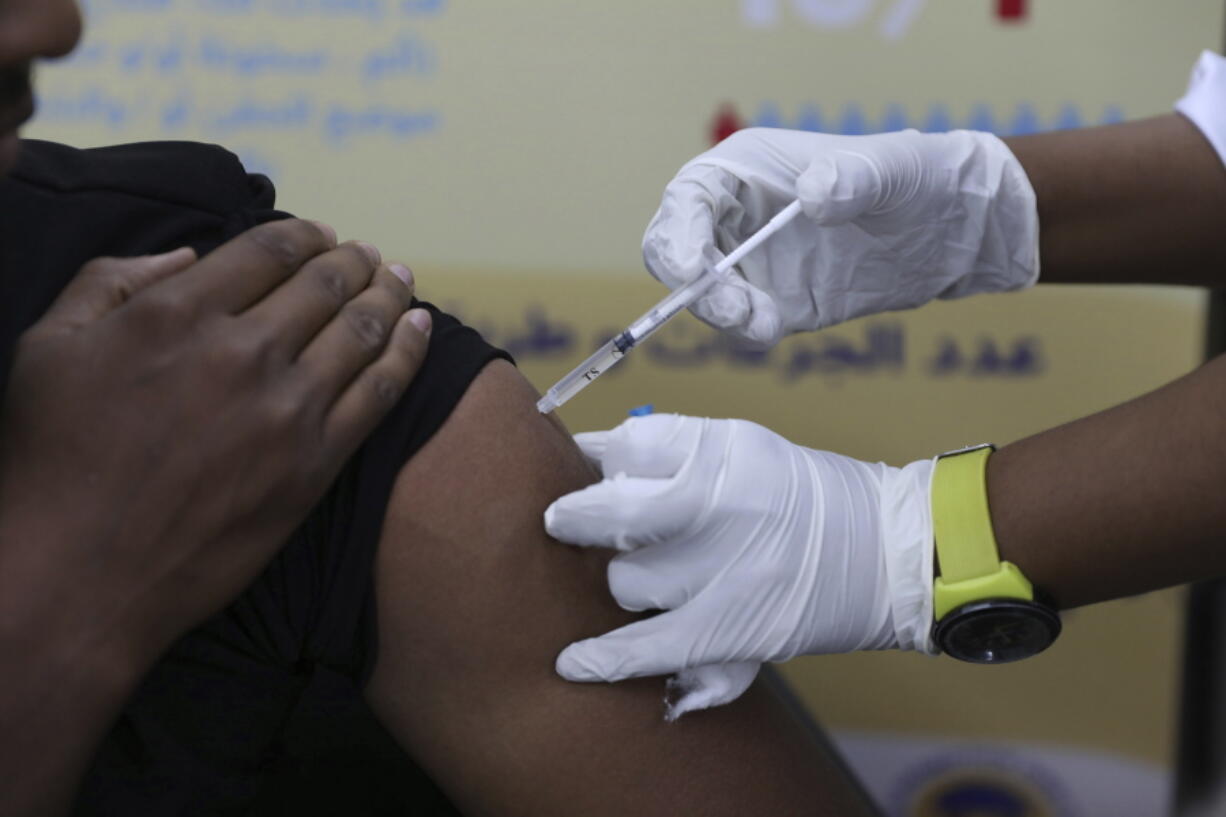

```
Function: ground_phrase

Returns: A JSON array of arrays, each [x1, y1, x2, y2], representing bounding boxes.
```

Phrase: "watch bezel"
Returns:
[[934, 598, 1062, 664]]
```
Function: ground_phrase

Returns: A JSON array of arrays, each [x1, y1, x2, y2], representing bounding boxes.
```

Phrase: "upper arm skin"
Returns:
[[364, 360, 876, 817]]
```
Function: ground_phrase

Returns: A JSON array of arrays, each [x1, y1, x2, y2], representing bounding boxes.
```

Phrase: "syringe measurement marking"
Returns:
[[584, 347, 624, 381]]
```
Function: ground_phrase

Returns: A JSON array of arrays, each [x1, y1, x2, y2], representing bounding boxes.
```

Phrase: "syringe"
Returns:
[[536, 199, 803, 414]]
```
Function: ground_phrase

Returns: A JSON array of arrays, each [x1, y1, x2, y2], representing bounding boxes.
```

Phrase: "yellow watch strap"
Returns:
[[931, 445, 1034, 621], [931, 446, 999, 581]]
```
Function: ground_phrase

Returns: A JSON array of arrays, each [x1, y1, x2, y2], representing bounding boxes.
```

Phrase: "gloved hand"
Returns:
[[642, 127, 1039, 346], [544, 413, 937, 720]]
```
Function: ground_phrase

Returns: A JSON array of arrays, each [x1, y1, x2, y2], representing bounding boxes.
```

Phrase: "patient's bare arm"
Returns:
[[365, 360, 877, 816]]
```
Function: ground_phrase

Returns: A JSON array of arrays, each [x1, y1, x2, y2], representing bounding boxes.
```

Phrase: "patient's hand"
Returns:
[[0, 221, 429, 670], [367, 360, 879, 817]]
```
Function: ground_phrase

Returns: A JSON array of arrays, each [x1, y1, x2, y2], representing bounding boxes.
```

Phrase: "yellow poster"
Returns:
[[27, 1, 1225, 813]]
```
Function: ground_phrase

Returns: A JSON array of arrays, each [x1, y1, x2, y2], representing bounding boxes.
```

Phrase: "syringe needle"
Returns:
[[536, 199, 803, 414]]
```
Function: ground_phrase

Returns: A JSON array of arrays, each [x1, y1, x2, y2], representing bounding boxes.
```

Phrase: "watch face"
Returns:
[[935, 600, 1061, 663]]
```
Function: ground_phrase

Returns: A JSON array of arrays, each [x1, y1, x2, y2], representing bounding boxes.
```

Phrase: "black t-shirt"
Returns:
[[0, 140, 502, 815]]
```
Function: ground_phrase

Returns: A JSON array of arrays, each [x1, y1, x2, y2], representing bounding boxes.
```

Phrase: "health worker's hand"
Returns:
[[544, 414, 937, 719], [0, 220, 431, 675], [642, 128, 1039, 346]]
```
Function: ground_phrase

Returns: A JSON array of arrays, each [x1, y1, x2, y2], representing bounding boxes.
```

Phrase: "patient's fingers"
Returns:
[[321, 305, 432, 456], [170, 219, 337, 314], [297, 264, 416, 389], [243, 241, 384, 356]]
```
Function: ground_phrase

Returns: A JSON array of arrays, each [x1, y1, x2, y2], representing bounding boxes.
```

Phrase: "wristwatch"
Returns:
[[931, 444, 1061, 663]]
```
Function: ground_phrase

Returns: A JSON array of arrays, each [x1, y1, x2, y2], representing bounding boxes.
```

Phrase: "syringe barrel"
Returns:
[[626, 269, 718, 343], [534, 336, 625, 413]]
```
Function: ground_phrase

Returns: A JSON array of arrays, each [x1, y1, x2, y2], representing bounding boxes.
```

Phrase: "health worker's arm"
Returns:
[[1010, 50, 1226, 286], [364, 360, 879, 817], [988, 350, 1226, 610], [1005, 112, 1226, 287]]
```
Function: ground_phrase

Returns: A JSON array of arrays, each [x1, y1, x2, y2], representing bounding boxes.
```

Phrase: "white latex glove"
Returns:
[[544, 414, 937, 720], [642, 127, 1039, 346]]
